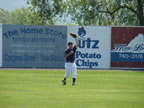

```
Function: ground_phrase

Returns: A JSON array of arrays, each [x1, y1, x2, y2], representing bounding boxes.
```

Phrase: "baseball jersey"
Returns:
[[64, 46, 77, 62]]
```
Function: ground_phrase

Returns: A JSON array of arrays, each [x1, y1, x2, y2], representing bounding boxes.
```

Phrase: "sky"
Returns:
[[0, 0, 27, 11]]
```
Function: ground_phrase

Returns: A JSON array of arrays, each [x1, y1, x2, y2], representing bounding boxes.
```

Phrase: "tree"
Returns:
[[0, 8, 10, 24], [66, 0, 144, 26], [9, 8, 47, 25], [137, 0, 144, 25], [0, 8, 47, 25], [27, 0, 64, 24], [28, 0, 144, 26]]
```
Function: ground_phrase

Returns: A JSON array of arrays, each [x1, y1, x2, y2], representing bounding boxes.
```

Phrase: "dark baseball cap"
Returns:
[[68, 42, 73, 45]]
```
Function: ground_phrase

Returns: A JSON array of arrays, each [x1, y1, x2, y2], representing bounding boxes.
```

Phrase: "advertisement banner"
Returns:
[[111, 27, 144, 68], [68, 26, 111, 68], [2, 24, 67, 68], [0, 24, 2, 67]]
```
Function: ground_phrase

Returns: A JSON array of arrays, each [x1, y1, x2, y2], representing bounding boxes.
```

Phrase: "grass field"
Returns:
[[0, 69, 144, 108]]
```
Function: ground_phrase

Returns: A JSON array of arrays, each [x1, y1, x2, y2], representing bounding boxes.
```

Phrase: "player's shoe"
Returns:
[[72, 82, 76, 86], [62, 80, 66, 85]]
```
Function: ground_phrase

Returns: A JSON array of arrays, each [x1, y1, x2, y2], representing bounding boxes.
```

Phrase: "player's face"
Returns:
[[68, 44, 73, 49]]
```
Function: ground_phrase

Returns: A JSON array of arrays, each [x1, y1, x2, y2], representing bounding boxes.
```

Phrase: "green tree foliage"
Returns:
[[28, 0, 144, 26], [27, 0, 65, 24], [9, 8, 46, 25], [66, 0, 144, 26], [1, 0, 143, 26], [0, 8, 47, 25], [0, 9, 10, 24]]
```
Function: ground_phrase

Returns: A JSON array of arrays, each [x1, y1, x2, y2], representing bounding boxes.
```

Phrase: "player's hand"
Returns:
[[69, 51, 74, 55]]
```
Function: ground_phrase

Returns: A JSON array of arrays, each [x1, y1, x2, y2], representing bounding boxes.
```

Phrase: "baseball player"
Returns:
[[62, 33, 79, 86]]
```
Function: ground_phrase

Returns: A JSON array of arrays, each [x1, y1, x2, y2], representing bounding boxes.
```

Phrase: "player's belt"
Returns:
[[66, 61, 74, 63]]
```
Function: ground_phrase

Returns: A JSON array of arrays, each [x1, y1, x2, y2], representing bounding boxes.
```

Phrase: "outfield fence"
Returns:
[[0, 24, 144, 69]]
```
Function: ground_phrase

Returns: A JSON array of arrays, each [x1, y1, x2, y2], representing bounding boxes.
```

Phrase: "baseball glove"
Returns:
[[70, 33, 77, 38]]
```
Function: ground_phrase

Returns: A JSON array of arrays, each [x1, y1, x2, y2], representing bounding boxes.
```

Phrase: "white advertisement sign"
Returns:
[[67, 26, 111, 68], [0, 24, 2, 67]]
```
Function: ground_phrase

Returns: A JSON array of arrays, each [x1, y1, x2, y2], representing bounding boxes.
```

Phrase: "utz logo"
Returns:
[[78, 27, 86, 39], [76, 27, 99, 49], [112, 33, 144, 53]]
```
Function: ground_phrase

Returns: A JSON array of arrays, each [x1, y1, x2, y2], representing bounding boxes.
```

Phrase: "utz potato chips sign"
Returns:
[[68, 26, 111, 69], [111, 27, 144, 68]]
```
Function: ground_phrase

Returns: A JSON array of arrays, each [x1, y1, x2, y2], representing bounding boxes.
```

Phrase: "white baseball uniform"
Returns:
[[64, 62, 77, 78], [64, 45, 77, 79]]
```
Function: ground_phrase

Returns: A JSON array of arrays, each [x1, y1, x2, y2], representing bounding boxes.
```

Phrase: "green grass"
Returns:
[[0, 69, 144, 108]]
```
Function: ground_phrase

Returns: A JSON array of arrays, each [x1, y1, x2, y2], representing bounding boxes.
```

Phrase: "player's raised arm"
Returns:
[[70, 33, 79, 48], [75, 38, 79, 48]]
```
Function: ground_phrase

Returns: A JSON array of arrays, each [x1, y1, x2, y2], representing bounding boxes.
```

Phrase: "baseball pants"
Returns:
[[64, 62, 77, 78]]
